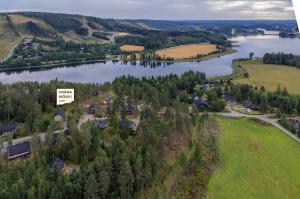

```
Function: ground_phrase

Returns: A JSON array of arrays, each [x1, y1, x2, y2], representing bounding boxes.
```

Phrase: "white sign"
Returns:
[[57, 89, 74, 105], [293, 0, 300, 32]]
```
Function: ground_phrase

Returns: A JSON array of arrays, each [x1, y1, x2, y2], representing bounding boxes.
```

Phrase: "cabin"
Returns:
[[7, 141, 31, 160], [92, 89, 99, 97], [49, 159, 64, 174], [119, 121, 136, 131], [243, 100, 259, 110], [93, 120, 108, 130], [224, 93, 236, 104], [88, 104, 97, 114], [287, 119, 300, 131], [194, 97, 209, 110], [0, 124, 17, 137], [54, 110, 65, 122]]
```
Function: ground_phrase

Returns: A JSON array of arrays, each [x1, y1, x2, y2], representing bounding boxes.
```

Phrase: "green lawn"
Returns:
[[207, 117, 300, 199]]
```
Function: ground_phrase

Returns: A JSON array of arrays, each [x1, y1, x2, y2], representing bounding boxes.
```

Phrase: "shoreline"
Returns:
[[0, 47, 236, 73]]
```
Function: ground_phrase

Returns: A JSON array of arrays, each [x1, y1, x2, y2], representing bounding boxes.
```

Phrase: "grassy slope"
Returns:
[[0, 16, 20, 60], [207, 117, 300, 199], [234, 60, 300, 94]]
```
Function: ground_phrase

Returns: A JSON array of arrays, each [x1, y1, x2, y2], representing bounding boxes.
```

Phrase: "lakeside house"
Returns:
[[7, 141, 31, 160], [49, 159, 64, 174], [0, 124, 17, 137], [54, 110, 65, 122]]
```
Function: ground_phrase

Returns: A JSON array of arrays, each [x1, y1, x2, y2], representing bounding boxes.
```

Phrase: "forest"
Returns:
[[263, 52, 300, 68]]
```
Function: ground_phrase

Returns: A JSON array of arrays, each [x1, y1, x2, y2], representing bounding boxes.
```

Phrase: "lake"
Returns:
[[0, 35, 300, 84]]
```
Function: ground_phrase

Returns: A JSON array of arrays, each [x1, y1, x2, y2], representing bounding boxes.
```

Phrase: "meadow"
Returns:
[[0, 16, 20, 60], [235, 60, 300, 94], [207, 117, 300, 199], [155, 43, 218, 60], [120, 44, 145, 52]]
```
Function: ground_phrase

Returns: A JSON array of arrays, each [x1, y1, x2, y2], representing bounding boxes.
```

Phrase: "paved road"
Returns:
[[217, 105, 300, 143]]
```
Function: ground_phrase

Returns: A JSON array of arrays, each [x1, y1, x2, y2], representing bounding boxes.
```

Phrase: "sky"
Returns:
[[0, 0, 296, 20]]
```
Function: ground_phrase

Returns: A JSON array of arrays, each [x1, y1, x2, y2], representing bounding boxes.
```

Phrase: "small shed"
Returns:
[[7, 141, 31, 160], [0, 124, 17, 137], [54, 110, 65, 122]]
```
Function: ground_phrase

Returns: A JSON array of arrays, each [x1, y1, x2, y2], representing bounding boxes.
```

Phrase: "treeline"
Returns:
[[115, 30, 230, 50], [91, 32, 110, 40], [227, 83, 300, 115], [263, 52, 300, 68]]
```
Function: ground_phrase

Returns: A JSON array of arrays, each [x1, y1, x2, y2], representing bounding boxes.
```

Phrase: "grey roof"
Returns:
[[0, 124, 17, 132], [7, 142, 30, 158], [54, 110, 65, 117]]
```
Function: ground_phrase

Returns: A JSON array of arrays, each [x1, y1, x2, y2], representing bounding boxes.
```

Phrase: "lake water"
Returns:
[[0, 35, 300, 84]]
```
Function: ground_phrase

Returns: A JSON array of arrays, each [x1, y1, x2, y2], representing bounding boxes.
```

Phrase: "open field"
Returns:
[[207, 117, 300, 199], [0, 16, 20, 60], [120, 44, 145, 52], [156, 43, 218, 60], [234, 60, 300, 94]]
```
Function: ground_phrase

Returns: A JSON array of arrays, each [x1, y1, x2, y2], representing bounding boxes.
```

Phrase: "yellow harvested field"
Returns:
[[120, 45, 145, 52], [156, 43, 218, 60], [235, 63, 300, 94]]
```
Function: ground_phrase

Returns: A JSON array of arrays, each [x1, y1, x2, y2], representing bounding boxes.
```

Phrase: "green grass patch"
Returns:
[[207, 117, 300, 199]]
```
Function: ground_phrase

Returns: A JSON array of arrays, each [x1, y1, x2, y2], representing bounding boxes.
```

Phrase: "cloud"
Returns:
[[0, 0, 296, 20]]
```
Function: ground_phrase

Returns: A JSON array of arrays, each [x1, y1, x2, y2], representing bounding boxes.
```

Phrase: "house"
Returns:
[[93, 120, 108, 130], [194, 97, 209, 110], [91, 89, 99, 97], [0, 124, 17, 137], [49, 159, 64, 173], [54, 110, 65, 122], [88, 104, 97, 114], [119, 120, 136, 131], [243, 100, 259, 110], [7, 141, 31, 160], [224, 93, 236, 104], [287, 119, 300, 131]]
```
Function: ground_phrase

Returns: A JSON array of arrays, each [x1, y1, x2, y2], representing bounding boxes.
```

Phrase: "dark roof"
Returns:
[[224, 94, 236, 102], [0, 124, 17, 132], [54, 110, 65, 117], [49, 159, 64, 173], [194, 97, 209, 109], [93, 121, 108, 130], [119, 121, 136, 130], [7, 142, 30, 158]]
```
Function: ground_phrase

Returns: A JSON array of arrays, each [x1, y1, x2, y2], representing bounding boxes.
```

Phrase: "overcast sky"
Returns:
[[0, 0, 296, 20]]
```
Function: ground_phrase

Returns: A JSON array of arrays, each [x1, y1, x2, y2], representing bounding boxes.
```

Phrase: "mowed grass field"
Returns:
[[120, 44, 144, 52], [207, 117, 300, 199], [235, 60, 300, 94], [0, 16, 20, 60], [156, 43, 218, 60]]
